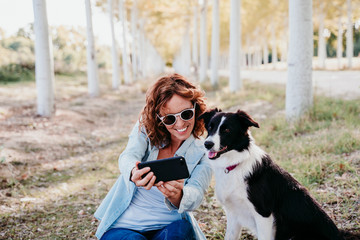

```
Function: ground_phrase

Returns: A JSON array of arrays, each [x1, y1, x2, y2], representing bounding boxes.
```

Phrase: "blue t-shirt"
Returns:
[[110, 186, 182, 231]]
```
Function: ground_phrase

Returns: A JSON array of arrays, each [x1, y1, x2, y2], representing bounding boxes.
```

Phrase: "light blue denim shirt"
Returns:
[[94, 121, 212, 239]]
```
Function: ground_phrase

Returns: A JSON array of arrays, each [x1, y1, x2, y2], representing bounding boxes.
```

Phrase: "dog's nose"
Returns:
[[204, 141, 214, 150]]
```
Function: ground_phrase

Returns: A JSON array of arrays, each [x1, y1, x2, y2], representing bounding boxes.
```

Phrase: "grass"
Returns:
[[0, 77, 359, 239], [197, 77, 360, 238]]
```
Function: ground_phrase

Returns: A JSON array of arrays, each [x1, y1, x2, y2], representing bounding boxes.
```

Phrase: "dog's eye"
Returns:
[[221, 127, 230, 133]]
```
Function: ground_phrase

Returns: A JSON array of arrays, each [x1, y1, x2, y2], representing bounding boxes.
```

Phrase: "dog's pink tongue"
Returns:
[[208, 152, 217, 159]]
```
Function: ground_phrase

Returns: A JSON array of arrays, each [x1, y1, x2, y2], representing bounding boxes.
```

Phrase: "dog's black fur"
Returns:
[[199, 109, 359, 240]]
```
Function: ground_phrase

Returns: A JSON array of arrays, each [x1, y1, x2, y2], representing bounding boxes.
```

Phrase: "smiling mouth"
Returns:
[[208, 146, 228, 159], [176, 126, 188, 133]]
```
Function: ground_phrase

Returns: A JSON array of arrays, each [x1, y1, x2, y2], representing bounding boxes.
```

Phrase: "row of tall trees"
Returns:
[[32, 0, 166, 116], [104, 0, 165, 89], [31, 0, 359, 120], [98, 0, 359, 120], [161, 0, 358, 119]]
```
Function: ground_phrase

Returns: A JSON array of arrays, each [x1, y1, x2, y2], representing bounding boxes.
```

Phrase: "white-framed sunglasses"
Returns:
[[157, 103, 196, 126]]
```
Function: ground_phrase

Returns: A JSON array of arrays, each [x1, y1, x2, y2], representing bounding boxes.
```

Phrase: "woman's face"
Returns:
[[160, 94, 195, 144]]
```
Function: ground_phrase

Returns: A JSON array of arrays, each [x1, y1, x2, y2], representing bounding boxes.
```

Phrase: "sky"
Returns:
[[0, 0, 111, 45]]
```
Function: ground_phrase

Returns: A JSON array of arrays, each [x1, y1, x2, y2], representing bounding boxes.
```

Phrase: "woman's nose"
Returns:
[[174, 115, 185, 126]]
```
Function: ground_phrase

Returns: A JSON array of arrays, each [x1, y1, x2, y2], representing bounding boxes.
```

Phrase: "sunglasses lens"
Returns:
[[181, 109, 194, 120], [163, 115, 176, 125]]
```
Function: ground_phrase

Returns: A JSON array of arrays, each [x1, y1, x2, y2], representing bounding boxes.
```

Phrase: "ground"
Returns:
[[0, 74, 149, 239], [0, 72, 359, 239]]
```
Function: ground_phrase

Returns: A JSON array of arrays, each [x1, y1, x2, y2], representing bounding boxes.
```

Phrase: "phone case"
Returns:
[[138, 156, 189, 183]]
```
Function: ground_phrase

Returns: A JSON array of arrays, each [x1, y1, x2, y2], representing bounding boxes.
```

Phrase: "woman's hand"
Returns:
[[130, 161, 156, 190], [156, 179, 184, 208]]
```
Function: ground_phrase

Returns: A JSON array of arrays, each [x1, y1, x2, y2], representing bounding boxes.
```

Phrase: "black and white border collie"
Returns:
[[199, 109, 359, 240]]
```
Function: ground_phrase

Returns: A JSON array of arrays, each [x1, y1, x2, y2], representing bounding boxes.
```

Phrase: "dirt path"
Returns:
[[1, 74, 358, 239], [0, 79, 145, 178], [219, 69, 360, 100]]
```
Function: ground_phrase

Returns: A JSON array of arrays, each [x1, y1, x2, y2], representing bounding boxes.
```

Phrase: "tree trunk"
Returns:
[[108, 0, 120, 89], [263, 42, 269, 65], [318, 2, 326, 69], [137, 19, 145, 77], [210, 0, 219, 87], [85, 0, 99, 97], [346, 0, 353, 68], [199, 0, 208, 82], [229, 0, 241, 92], [192, 4, 199, 74], [286, 0, 313, 121], [175, 20, 191, 77], [119, 0, 130, 84], [131, 0, 138, 80], [281, 18, 288, 64], [337, 16, 343, 69], [271, 21, 278, 69], [32, 0, 55, 117]]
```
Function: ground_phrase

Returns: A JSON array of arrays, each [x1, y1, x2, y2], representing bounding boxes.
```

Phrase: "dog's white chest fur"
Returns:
[[210, 147, 275, 240]]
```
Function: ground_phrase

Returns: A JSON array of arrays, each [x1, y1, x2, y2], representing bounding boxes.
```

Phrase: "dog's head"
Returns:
[[198, 109, 259, 160]]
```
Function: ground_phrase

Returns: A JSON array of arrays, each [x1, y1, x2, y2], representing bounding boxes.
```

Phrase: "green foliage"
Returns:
[[0, 63, 35, 84], [0, 25, 103, 75], [8, 41, 22, 51]]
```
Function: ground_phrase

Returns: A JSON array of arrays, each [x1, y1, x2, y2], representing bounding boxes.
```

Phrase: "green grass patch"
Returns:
[[1, 79, 359, 239], [197, 80, 360, 237]]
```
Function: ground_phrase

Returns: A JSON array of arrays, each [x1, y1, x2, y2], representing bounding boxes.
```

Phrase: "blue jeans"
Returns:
[[100, 219, 195, 240]]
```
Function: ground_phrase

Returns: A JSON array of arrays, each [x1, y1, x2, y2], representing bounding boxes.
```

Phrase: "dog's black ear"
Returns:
[[236, 110, 259, 128], [198, 108, 221, 128]]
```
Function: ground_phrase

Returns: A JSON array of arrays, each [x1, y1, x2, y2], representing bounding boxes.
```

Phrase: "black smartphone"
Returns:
[[138, 156, 189, 183]]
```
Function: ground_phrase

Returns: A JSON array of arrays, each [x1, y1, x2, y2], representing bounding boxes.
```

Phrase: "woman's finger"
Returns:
[[135, 171, 154, 187], [131, 166, 150, 182], [157, 184, 170, 198], [144, 175, 156, 190], [164, 180, 184, 191]]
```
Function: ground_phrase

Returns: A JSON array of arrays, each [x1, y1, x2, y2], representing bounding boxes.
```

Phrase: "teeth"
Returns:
[[177, 127, 187, 132]]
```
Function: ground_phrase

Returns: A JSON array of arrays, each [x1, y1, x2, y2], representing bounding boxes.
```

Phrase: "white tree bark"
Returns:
[[137, 19, 145, 77], [183, 21, 192, 77], [210, 0, 219, 86], [32, 0, 55, 117], [286, 0, 313, 121], [199, 0, 208, 82], [337, 16, 343, 69], [317, 2, 326, 69], [131, 0, 138, 80], [142, 38, 165, 77], [346, 0, 353, 69], [108, 0, 120, 89], [85, 0, 99, 97], [280, 18, 288, 64], [229, 0, 241, 92], [192, 5, 199, 73], [263, 41, 269, 65], [119, 0, 130, 84], [174, 20, 191, 77], [271, 21, 278, 69]]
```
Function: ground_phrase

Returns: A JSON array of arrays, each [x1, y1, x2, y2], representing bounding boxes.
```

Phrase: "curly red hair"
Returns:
[[140, 73, 207, 148]]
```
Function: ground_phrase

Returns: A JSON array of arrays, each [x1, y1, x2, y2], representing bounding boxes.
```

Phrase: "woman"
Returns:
[[94, 73, 212, 240]]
